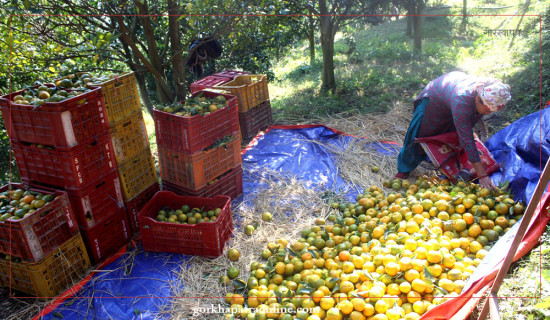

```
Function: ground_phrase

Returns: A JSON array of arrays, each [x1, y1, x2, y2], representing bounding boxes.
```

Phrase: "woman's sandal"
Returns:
[[394, 172, 409, 179]]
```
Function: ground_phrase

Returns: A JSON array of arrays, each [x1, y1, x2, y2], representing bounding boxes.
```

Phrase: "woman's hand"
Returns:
[[479, 175, 496, 190], [471, 161, 496, 190]]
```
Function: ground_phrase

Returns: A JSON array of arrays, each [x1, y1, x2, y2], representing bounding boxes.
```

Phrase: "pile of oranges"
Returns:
[[223, 177, 524, 320]]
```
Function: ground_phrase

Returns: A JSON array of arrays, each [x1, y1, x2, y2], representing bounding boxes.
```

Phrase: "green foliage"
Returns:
[[496, 224, 550, 320], [0, 115, 17, 184], [501, 1, 550, 124]]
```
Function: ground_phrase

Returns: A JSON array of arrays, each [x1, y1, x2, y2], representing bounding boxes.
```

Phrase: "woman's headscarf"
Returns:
[[475, 79, 512, 112]]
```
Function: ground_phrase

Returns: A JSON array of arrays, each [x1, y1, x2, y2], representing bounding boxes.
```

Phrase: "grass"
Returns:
[[467, 225, 550, 320], [269, 0, 547, 133], [497, 224, 550, 320]]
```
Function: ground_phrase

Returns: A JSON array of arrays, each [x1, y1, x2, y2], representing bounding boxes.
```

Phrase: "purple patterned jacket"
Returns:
[[416, 71, 484, 163]]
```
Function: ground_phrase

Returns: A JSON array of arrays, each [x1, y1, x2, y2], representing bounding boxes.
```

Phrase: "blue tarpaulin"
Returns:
[[485, 108, 550, 203], [36, 109, 548, 320]]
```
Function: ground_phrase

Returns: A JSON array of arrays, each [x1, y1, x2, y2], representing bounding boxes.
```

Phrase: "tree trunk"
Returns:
[[135, 71, 154, 114], [406, 2, 414, 37], [508, 0, 531, 49], [119, 38, 154, 114], [307, 16, 316, 65], [460, 0, 468, 32], [135, 1, 173, 104], [413, 1, 424, 54], [167, 0, 187, 100], [319, 0, 336, 93], [115, 16, 175, 104]]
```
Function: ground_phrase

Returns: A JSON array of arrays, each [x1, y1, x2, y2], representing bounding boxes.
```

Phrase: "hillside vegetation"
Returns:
[[270, 0, 548, 136]]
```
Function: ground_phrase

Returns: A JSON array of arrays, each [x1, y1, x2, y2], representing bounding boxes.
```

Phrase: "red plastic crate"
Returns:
[[0, 86, 109, 147], [213, 70, 251, 80], [158, 133, 242, 190], [124, 182, 160, 234], [80, 210, 131, 265], [239, 101, 273, 139], [65, 171, 125, 228], [190, 76, 231, 94], [0, 233, 91, 297], [109, 112, 150, 164], [153, 91, 239, 153], [162, 165, 243, 200], [0, 183, 79, 262], [14, 135, 117, 189], [138, 192, 233, 257]]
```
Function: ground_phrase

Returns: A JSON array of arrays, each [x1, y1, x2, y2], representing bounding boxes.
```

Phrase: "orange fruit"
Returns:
[[338, 300, 354, 315], [384, 262, 400, 276], [407, 291, 422, 303], [495, 203, 509, 215], [320, 296, 336, 310], [411, 278, 427, 293], [325, 308, 343, 320], [411, 203, 424, 214], [349, 310, 365, 320], [368, 285, 385, 302], [469, 241, 483, 253], [372, 226, 384, 239], [426, 250, 442, 264], [340, 281, 355, 294], [404, 269, 420, 283], [455, 204, 466, 214], [480, 219, 495, 230], [468, 224, 482, 238], [21, 195, 35, 204], [351, 297, 366, 312], [399, 281, 412, 293], [454, 219, 467, 232], [512, 203, 525, 215], [463, 213, 474, 225], [495, 216, 509, 228]]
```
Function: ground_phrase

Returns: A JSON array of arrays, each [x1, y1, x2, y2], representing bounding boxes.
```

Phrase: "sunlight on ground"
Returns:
[[142, 107, 157, 154]]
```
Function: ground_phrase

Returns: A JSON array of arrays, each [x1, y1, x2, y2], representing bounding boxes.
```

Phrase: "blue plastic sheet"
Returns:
[[38, 111, 549, 319], [40, 246, 188, 320], [485, 108, 550, 203], [242, 125, 400, 202]]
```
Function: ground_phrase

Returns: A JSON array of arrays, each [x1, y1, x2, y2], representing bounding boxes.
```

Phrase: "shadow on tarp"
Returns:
[[34, 109, 549, 319]]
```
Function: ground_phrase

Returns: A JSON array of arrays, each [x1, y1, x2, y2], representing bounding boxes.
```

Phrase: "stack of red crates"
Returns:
[[0, 182, 91, 297], [0, 88, 111, 295], [191, 70, 273, 139], [189, 70, 250, 94], [213, 73, 272, 140], [154, 90, 243, 199], [0, 83, 131, 265], [85, 72, 160, 235]]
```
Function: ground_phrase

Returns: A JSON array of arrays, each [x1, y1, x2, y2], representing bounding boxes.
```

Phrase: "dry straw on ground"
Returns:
[[163, 103, 438, 319], [163, 168, 341, 320], [305, 102, 435, 189]]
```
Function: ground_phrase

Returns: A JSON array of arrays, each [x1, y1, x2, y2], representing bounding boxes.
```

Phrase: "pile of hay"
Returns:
[[163, 169, 339, 319]]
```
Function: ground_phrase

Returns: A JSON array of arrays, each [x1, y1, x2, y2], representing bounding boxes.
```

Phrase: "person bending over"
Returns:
[[395, 71, 511, 190]]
